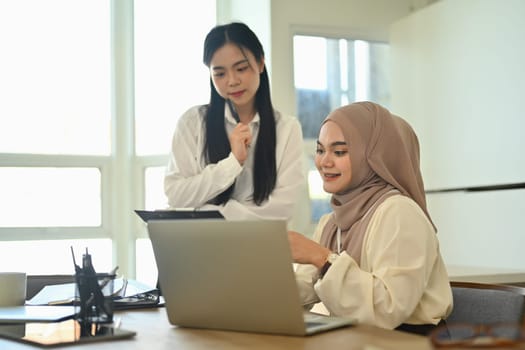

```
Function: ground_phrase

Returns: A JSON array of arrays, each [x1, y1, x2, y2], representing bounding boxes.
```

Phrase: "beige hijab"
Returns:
[[319, 101, 435, 265]]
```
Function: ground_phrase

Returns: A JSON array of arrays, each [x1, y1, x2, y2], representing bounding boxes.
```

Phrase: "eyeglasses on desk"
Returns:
[[430, 323, 525, 348]]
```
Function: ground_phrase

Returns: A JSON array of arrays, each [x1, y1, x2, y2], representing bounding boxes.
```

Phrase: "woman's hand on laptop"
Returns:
[[287, 231, 331, 268]]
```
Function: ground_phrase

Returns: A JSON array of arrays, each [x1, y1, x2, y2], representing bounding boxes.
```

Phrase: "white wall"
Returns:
[[390, 0, 525, 190], [390, 0, 525, 269], [428, 189, 525, 269], [217, 0, 272, 74]]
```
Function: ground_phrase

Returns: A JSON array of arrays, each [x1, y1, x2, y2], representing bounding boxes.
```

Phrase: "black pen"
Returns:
[[226, 99, 240, 123]]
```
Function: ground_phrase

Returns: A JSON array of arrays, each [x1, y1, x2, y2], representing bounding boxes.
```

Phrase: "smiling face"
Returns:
[[209, 43, 264, 114], [315, 121, 353, 194]]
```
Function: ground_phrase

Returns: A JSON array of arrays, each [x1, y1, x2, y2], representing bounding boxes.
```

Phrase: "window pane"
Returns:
[[339, 39, 348, 91], [0, 239, 112, 275], [0, 1, 111, 155], [134, 0, 216, 156], [368, 42, 390, 106], [294, 35, 390, 139], [293, 36, 327, 90], [135, 166, 168, 285], [307, 159, 331, 222], [0, 168, 101, 227], [354, 40, 370, 101], [145, 166, 168, 210], [136, 238, 157, 287]]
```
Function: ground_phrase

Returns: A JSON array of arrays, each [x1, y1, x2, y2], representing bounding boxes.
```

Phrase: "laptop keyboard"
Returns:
[[305, 321, 326, 327], [304, 312, 330, 327]]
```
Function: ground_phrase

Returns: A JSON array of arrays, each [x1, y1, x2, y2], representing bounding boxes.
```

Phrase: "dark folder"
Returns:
[[134, 209, 224, 222]]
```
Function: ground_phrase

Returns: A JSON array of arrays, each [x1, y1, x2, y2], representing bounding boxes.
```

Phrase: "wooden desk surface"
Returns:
[[447, 265, 525, 284], [0, 307, 435, 350]]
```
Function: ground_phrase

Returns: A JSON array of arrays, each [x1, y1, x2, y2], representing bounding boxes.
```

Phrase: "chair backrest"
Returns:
[[447, 281, 525, 325]]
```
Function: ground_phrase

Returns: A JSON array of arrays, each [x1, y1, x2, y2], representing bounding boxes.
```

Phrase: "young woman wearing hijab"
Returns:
[[288, 101, 452, 335], [164, 22, 305, 225]]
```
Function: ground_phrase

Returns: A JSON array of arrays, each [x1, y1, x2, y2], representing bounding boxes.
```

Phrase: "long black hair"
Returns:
[[202, 22, 277, 206]]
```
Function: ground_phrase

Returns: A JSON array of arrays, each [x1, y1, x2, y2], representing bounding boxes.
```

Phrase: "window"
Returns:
[[0, 0, 215, 281], [133, 0, 215, 284], [134, 0, 213, 157], [0, 1, 111, 156], [0, 168, 101, 227], [0, 0, 112, 274], [293, 34, 390, 221]]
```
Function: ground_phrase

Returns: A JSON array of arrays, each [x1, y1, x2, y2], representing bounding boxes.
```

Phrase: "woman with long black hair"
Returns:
[[164, 22, 305, 225]]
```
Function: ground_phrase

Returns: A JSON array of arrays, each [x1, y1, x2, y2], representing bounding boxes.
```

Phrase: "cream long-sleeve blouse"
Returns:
[[295, 194, 453, 329]]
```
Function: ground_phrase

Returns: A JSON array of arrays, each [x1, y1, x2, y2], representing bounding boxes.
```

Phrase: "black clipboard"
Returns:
[[134, 209, 224, 222]]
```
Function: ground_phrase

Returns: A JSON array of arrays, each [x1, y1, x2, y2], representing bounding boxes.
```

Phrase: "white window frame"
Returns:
[[0, 1, 171, 279], [291, 27, 390, 234]]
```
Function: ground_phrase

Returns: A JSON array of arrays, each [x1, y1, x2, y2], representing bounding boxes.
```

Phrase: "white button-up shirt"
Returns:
[[164, 105, 306, 228]]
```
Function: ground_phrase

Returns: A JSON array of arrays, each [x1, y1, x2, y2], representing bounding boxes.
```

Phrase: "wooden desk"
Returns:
[[447, 265, 525, 284], [0, 307, 434, 350]]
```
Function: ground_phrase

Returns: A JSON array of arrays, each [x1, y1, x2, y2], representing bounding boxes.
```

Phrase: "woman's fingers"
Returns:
[[229, 124, 252, 164]]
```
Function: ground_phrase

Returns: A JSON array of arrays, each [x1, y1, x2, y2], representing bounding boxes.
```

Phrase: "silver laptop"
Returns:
[[147, 219, 354, 336]]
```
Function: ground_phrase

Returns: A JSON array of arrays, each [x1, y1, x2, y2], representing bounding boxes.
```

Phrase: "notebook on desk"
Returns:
[[147, 219, 355, 336]]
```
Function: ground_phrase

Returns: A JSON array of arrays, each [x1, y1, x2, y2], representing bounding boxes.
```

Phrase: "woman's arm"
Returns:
[[164, 107, 243, 208], [207, 116, 306, 222], [314, 196, 442, 329], [291, 214, 332, 307]]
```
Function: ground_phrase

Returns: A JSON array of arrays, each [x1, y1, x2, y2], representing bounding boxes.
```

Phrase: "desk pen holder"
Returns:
[[75, 272, 116, 324]]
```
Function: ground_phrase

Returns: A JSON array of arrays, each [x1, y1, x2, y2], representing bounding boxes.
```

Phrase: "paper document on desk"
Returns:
[[27, 277, 126, 305], [112, 279, 164, 310], [27, 279, 161, 309]]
